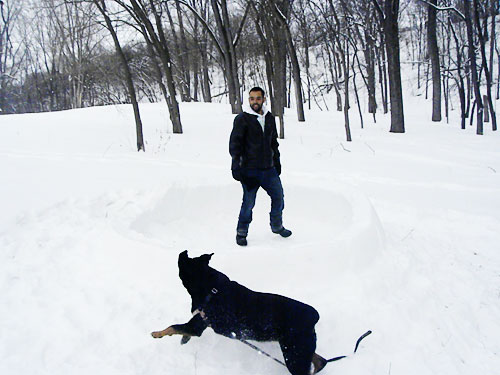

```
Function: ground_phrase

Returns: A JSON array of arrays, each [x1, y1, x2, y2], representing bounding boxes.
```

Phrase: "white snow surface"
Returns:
[[1, 99, 499, 375]]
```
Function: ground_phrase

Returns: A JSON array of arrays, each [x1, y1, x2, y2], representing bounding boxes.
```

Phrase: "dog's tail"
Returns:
[[313, 330, 372, 374], [241, 330, 372, 374]]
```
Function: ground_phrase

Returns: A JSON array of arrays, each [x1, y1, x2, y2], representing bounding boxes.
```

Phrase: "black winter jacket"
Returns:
[[229, 111, 280, 170]]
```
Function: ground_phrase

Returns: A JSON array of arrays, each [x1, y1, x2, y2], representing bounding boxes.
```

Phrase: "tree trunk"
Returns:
[[192, 15, 200, 102], [200, 37, 212, 102], [285, 25, 305, 121], [450, 18, 466, 129], [488, 0, 496, 86], [383, 0, 405, 133], [304, 31, 311, 110], [427, 0, 441, 121], [365, 20, 377, 115], [497, 51, 500, 100], [474, 0, 497, 131], [344, 39, 352, 142], [483, 95, 490, 122], [464, 0, 483, 135], [443, 73, 449, 123], [0, 0, 4, 112], [377, 38, 388, 114], [352, 52, 364, 129], [273, 36, 287, 136], [144, 35, 169, 107]]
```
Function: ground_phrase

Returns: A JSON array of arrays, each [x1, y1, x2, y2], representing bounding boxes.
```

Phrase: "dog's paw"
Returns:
[[180, 335, 191, 345], [151, 326, 180, 339], [151, 331, 164, 339]]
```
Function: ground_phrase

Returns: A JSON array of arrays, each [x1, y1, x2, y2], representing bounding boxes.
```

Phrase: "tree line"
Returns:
[[0, 0, 498, 150]]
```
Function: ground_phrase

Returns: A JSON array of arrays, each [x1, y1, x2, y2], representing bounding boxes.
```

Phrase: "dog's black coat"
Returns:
[[170, 250, 320, 375]]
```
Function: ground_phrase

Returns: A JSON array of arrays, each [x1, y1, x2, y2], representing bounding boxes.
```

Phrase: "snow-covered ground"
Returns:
[[1, 97, 499, 375]]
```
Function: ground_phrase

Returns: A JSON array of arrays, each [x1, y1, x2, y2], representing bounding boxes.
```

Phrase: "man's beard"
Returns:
[[251, 103, 263, 113]]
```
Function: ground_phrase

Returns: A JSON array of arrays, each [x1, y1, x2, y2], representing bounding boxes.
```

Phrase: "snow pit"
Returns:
[[131, 182, 385, 273]]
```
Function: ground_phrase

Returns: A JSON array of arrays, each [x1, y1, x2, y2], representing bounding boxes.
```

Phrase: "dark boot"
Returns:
[[273, 227, 292, 238], [311, 353, 328, 374], [236, 235, 247, 246]]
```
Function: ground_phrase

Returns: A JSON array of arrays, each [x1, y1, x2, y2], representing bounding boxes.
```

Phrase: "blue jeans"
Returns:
[[237, 168, 284, 236]]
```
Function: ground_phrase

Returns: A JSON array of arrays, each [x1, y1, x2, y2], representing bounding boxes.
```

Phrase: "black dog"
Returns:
[[152, 250, 330, 375]]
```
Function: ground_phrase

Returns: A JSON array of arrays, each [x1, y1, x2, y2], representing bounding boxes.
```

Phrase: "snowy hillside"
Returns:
[[1, 98, 499, 375]]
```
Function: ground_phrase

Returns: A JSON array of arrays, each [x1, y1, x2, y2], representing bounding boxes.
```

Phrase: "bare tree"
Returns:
[[343, 38, 352, 141], [448, 15, 467, 129], [115, 0, 183, 133], [269, 0, 306, 122], [91, 0, 145, 151], [210, 0, 243, 113], [164, 0, 191, 102], [251, 1, 287, 137], [175, 0, 249, 114], [48, 0, 102, 109], [335, 0, 379, 122], [373, 0, 405, 133], [311, 0, 344, 112], [473, 0, 496, 131], [195, 0, 213, 102]]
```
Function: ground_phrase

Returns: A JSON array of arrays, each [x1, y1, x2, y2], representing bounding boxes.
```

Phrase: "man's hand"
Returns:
[[232, 168, 242, 181], [275, 164, 281, 176]]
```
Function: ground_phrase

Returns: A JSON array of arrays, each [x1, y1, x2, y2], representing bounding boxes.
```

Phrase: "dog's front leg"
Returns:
[[151, 313, 208, 341]]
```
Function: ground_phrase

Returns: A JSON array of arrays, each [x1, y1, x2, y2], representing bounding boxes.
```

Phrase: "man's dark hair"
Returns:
[[249, 86, 265, 97]]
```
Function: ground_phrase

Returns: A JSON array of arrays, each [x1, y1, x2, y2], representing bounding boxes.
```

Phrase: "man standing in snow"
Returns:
[[229, 87, 292, 246]]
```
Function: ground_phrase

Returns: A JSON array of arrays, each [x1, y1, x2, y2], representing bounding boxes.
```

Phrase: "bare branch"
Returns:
[[166, 0, 224, 58], [371, 0, 384, 19], [232, 0, 251, 48], [416, 0, 466, 20]]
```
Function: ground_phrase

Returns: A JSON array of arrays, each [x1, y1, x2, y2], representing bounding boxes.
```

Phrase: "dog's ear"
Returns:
[[199, 253, 214, 265], [179, 250, 189, 262]]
